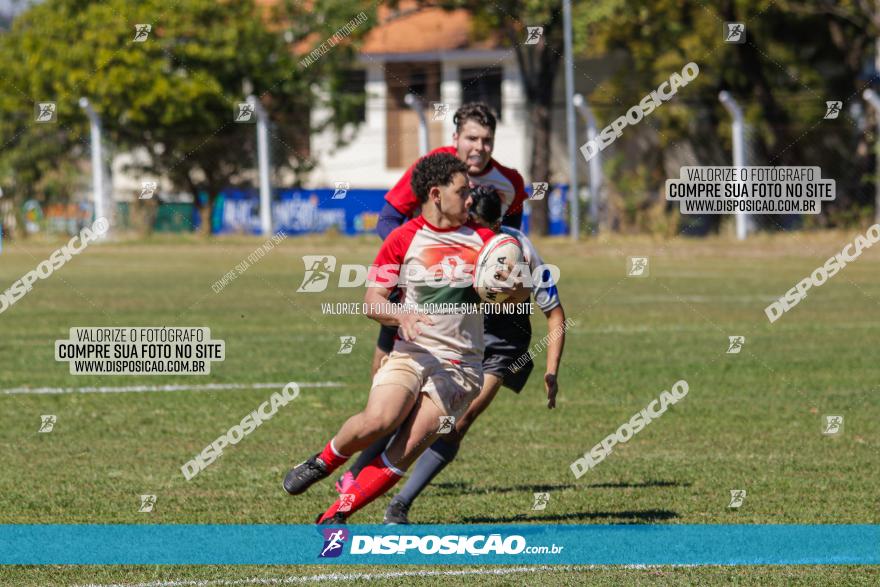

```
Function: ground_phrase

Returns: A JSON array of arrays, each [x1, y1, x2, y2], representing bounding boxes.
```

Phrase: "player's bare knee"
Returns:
[[359, 411, 397, 438]]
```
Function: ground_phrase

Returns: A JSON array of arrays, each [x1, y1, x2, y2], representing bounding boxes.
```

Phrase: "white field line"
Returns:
[[73, 566, 572, 587], [72, 565, 695, 587], [0, 382, 342, 396]]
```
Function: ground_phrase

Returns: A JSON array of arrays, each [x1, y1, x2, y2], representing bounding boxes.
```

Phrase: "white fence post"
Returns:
[[79, 98, 108, 234], [248, 95, 272, 236], [719, 91, 749, 240], [573, 94, 603, 234], [404, 93, 429, 156]]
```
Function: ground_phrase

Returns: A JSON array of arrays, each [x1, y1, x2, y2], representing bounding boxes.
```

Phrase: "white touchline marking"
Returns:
[[0, 382, 342, 396], [72, 564, 697, 587], [73, 566, 574, 587]]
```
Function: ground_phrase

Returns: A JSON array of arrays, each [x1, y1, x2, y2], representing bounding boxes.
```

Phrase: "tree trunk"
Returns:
[[528, 103, 551, 235], [510, 17, 562, 236], [722, 2, 794, 165], [184, 171, 214, 237], [199, 203, 211, 236]]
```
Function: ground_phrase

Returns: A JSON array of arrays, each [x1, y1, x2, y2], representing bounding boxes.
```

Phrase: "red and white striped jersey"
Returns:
[[369, 215, 496, 365]]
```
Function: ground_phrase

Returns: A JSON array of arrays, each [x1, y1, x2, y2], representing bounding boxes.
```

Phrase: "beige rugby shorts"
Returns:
[[371, 350, 483, 419]]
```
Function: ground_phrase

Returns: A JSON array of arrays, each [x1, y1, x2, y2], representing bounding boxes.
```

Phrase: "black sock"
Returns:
[[393, 437, 460, 507]]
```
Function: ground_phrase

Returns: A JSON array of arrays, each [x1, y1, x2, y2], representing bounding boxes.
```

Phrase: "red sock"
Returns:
[[318, 439, 350, 473], [318, 454, 402, 522]]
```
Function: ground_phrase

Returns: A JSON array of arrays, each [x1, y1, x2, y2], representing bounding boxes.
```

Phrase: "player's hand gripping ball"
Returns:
[[473, 233, 529, 303]]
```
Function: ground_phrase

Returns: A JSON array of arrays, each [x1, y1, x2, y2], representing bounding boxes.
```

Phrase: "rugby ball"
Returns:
[[473, 233, 526, 303]]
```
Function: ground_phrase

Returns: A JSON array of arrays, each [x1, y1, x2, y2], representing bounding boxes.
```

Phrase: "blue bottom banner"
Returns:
[[1, 524, 877, 565]]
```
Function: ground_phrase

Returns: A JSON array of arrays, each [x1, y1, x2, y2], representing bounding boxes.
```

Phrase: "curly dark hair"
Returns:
[[453, 102, 497, 134], [410, 152, 468, 203], [469, 185, 502, 226]]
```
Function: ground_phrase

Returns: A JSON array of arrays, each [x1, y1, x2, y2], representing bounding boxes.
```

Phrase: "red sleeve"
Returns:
[[385, 146, 458, 217], [369, 221, 419, 289], [486, 159, 528, 216], [507, 170, 528, 216]]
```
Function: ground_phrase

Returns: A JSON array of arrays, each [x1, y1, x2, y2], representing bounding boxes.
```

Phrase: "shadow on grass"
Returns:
[[433, 479, 688, 494], [586, 480, 691, 489], [462, 509, 680, 524]]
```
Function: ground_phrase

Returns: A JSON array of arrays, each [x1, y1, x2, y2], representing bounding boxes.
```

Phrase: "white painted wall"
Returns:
[[308, 51, 529, 190], [308, 61, 402, 189], [495, 59, 528, 178]]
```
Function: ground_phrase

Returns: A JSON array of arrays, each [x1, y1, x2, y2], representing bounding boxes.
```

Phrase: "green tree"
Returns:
[[582, 0, 872, 232], [0, 0, 372, 233], [471, 0, 567, 235]]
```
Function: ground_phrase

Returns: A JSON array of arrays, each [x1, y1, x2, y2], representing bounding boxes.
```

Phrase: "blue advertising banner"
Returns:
[[216, 189, 386, 236], [214, 185, 572, 237], [1, 524, 877, 565], [522, 185, 568, 236]]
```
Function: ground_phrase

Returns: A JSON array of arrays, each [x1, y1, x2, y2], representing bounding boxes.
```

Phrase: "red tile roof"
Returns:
[[269, 1, 505, 57], [364, 4, 490, 54]]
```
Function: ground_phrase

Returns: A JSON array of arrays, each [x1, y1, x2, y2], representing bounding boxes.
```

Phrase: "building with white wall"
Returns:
[[308, 4, 529, 189], [307, 3, 623, 193]]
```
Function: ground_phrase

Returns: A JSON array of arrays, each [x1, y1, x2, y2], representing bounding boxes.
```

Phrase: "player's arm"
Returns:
[[515, 228, 564, 408], [364, 286, 433, 341], [542, 303, 566, 409], [493, 277, 530, 304], [376, 203, 408, 240], [365, 226, 433, 340], [501, 169, 527, 230]]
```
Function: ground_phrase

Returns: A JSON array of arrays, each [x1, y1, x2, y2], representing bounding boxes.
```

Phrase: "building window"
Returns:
[[460, 67, 502, 121], [341, 69, 366, 123], [385, 63, 442, 168]]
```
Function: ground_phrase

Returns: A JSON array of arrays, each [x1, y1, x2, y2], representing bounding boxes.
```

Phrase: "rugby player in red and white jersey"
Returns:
[[373, 102, 528, 375], [339, 102, 531, 496], [283, 153, 518, 523]]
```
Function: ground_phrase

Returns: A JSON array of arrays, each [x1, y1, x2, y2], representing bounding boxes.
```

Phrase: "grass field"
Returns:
[[0, 230, 878, 585]]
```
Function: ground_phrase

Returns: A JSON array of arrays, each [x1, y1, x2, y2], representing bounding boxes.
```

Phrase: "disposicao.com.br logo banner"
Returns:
[[1, 524, 877, 565], [318, 527, 562, 560]]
